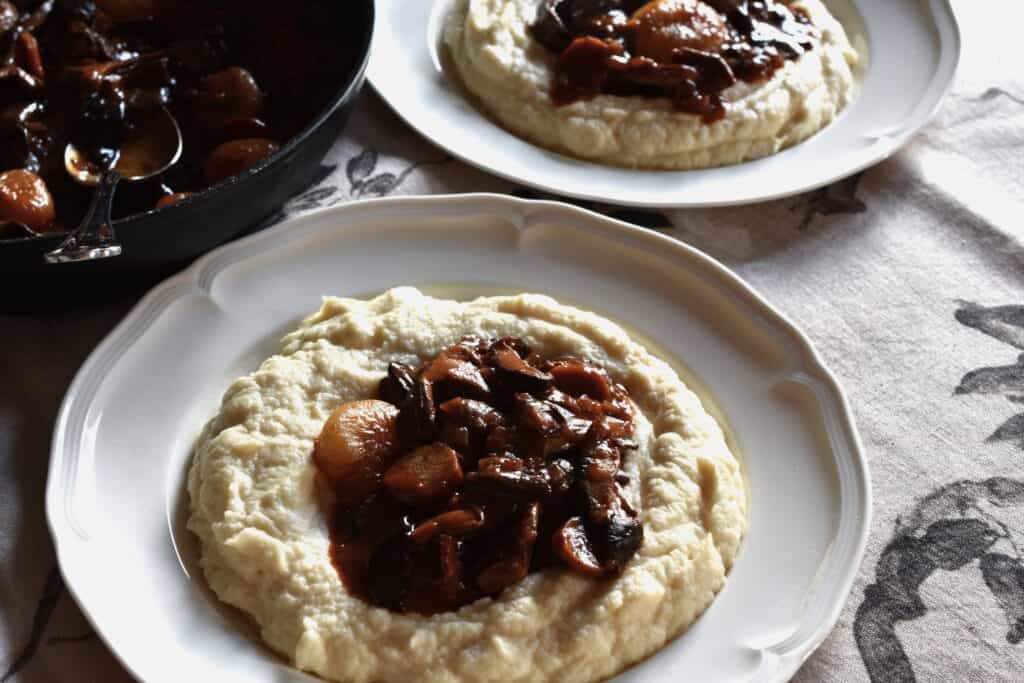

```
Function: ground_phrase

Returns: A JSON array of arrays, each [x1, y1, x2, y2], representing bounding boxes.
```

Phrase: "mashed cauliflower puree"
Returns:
[[188, 287, 746, 682], [445, 0, 859, 169]]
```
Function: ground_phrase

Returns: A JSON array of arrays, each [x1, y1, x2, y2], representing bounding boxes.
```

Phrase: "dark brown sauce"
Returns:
[[532, 0, 817, 123], [318, 337, 644, 615], [0, 0, 356, 237]]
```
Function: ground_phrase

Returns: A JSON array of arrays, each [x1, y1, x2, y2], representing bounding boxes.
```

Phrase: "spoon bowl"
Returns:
[[45, 107, 183, 264]]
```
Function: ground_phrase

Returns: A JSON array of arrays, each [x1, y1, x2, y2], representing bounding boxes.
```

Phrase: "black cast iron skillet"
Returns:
[[0, 0, 374, 310]]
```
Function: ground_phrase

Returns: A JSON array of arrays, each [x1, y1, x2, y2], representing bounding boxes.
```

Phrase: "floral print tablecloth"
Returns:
[[3, 2, 1023, 681]]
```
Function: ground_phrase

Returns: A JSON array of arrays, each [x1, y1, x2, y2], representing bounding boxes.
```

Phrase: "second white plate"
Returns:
[[368, 0, 959, 208]]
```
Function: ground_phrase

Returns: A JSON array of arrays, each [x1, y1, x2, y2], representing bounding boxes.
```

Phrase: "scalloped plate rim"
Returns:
[[46, 194, 871, 682]]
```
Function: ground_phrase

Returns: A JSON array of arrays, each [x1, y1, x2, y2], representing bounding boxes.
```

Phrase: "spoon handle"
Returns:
[[44, 171, 124, 264]]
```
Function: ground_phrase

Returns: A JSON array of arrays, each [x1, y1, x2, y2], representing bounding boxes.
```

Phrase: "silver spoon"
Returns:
[[44, 106, 183, 264]]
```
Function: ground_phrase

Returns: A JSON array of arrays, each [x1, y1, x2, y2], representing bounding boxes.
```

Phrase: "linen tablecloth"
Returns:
[[3, 2, 1022, 680]]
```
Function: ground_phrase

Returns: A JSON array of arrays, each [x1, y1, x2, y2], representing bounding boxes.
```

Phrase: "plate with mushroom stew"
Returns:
[[48, 194, 869, 683], [368, 0, 959, 206]]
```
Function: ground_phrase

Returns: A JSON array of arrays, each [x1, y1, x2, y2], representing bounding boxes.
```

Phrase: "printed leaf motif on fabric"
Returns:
[[955, 301, 1024, 448]]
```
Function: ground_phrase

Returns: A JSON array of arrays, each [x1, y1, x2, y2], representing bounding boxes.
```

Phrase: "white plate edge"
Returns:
[[366, 0, 962, 209], [45, 193, 872, 682]]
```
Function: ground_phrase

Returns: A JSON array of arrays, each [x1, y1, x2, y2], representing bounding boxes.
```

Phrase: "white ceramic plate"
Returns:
[[48, 195, 870, 682], [368, 0, 959, 208]]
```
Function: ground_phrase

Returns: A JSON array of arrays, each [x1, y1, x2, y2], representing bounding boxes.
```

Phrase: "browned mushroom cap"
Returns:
[[626, 0, 731, 63], [0, 169, 55, 234], [313, 400, 401, 505], [379, 361, 417, 407], [14, 32, 44, 81], [203, 138, 278, 185], [410, 507, 485, 544], [490, 338, 553, 394], [383, 443, 464, 506], [477, 502, 541, 594], [596, 513, 643, 574], [549, 360, 612, 400], [198, 66, 265, 128], [553, 517, 605, 577], [421, 343, 490, 401]]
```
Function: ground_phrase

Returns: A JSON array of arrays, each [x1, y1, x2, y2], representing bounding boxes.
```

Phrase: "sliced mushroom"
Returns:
[[597, 513, 643, 574], [14, 32, 43, 81], [438, 535, 464, 604], [490, 339, 553, 394], [379, 361, 416, 407], [396, 379, 437, 449], [514, 393, 561, 435], [383, 443, 464, 507], [579, 438, 624, 525], [421, 346, 490, 402], [531, 0, 572, 53], [464, 466, 552, 502], [550, 359, 612, 400], [480, 453, 525, 471], [514, 392, 592, 456], [675, 47, 736, 92], [410, 506, 485, 544], [477, 502, 540, 594], [438, 397, 505, 458], [313, 400, 401, 505], [553, 517, 605, 577]]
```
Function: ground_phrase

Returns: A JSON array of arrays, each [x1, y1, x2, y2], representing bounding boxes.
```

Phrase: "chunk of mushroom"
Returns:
[[199, 66, 265, 127], [477, 502, 540, 594], [383, 443, 464, 506], [549, 360, 612, 399], [490, 339, 553, 394], [553, 517, 605, 577], [14, 32, 44, 81], [203, 138, 278, 185], [410, 507, 485, 544], [0, 169, 55, 234], [626, 0, 731, 63], [313, 400, 401, 505]]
